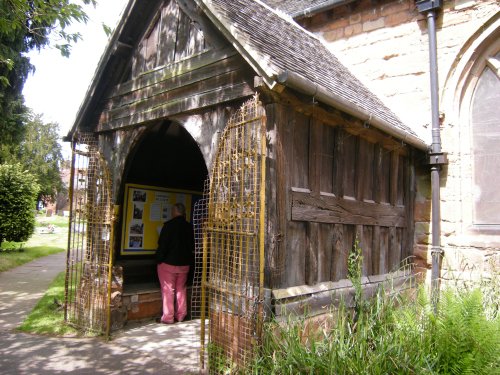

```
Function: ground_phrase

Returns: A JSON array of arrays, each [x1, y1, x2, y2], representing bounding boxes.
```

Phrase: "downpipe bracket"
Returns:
[[428, 151, 448, 166], [416, 0, 442, 13], [431, 246, 444, 256]]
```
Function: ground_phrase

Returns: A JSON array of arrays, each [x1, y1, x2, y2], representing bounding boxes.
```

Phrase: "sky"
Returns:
[[23, 0, 129, 156]]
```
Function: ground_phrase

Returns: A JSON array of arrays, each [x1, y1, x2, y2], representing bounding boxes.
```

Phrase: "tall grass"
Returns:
[[250, 260, 500, 374]]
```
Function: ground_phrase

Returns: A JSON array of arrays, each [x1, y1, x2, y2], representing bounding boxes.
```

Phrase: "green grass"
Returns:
[[0, 215, 68, 272], [17, 270, 79, 336]]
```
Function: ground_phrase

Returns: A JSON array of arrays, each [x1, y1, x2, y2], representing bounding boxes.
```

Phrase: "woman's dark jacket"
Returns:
[[156, 215, 194, 266]]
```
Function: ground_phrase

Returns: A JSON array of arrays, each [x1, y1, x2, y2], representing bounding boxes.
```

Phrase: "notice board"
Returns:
[[121, 183, 202, 255]]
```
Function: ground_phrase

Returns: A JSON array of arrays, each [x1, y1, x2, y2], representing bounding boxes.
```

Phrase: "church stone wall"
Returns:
[[300, 0, 500, 282]]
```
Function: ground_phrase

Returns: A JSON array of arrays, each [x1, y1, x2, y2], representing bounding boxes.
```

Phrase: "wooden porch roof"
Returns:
[[198, 0, 427, 149], [68, 0, 427, 150]]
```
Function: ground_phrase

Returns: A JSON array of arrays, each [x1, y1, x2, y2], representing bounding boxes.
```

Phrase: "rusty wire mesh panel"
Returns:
[[192, 95, 267, 373], [64, 133, 114, 336]]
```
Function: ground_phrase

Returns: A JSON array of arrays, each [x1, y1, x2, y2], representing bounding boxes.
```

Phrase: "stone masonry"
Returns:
[[299, 0, 500, 282]]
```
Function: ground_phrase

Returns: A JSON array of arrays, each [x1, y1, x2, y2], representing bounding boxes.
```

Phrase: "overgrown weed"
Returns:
[[250, 260, 500, 374]]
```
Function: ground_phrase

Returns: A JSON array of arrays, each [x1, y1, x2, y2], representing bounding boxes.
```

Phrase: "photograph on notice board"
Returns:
[[130, 222, 144, 235], [129, 235, 143, 248], [133, 189, 147, 202], [133, 203, 144, 220]]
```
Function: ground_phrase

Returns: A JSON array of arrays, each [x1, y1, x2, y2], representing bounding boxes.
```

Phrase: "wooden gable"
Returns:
[[95, 0, 254, 132], [131, 0, 214, 76]]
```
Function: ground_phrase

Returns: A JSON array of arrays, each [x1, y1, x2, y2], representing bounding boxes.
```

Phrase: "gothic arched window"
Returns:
[[470, 52, 500, 226]]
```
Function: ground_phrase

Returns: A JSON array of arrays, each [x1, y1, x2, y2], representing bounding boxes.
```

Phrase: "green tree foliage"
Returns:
[[0, 164, 39, 243], [14, 113, 64, 203], [0, 0, 96, 162]]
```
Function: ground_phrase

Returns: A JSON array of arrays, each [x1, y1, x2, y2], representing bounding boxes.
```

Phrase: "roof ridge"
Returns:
[[253, 0, 323, 42]]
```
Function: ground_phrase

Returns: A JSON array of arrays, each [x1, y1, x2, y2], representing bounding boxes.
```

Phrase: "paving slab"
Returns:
[[0, 332, 174, 374], [0, 253, 202, 374], [0, 252, 67, 331], [111, 319, 202, 374]]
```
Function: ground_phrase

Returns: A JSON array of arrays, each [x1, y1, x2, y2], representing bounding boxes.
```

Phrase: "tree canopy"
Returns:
[[16, 113, 64, 203], [0, 0, 96, 162]]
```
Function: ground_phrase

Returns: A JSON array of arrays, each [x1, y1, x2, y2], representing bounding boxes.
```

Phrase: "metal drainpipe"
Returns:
[[417, 0, 448, 308]]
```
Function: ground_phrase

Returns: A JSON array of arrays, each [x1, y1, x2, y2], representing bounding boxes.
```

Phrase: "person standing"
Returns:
[[156, 202, 194, 324]]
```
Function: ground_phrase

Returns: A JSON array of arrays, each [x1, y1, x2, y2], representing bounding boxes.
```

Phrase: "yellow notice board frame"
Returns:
[[121, 183, 202, 255]]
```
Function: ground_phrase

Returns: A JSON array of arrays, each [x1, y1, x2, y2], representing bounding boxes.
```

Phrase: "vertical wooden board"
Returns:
[[320, 125, 335, 194], [330, 224, 341, 280], [291, 112, 310, 189], [356, 139, 367, 202], [390, 151, 399, 206], [308, 119, 322, 197], [372, 226, 381, 275], [174, 8, 192, 61], [157, 0, 179, 66], [357, 225, 372, 276], [178, 21, 206, 61], [318, 223, 333, 282], [389, 226, 401, 272], [397, 155, 407, 206], [379, 227, 389, 274], [144, 18, 161, 72], [285, 221, 307, 286], [362, 141, 375, 201], [283, 106, 294, 222], [331, 224, 346, 281], [188, 24, 207, 56], [264, 104, 279, 288], [374, 144, 383, 203], [276, 104, 289, 269], [404, 153, 416, 261], [342, 133, 357, 199], [306, 222, 319, 285], [132, 42, 147, 77], [333, 129, 344, 198], [380, 149, 391, 204], [397, 228, 404, 269], [278, 104, 304, 288]]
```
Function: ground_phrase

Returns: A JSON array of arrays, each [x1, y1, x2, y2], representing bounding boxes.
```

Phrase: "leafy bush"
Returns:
[[0, 164, 39, 244]]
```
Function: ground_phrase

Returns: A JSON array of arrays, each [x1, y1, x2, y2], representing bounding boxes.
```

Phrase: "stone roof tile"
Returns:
[[263, 0, 331, 16], [201, 0, 420, 139]]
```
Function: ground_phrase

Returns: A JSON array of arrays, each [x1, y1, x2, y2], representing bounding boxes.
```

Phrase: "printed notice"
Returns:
[[150, 202, 161, 221]]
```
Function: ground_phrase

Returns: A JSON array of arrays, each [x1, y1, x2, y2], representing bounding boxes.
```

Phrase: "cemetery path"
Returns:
[[0, 252, 199, 374]]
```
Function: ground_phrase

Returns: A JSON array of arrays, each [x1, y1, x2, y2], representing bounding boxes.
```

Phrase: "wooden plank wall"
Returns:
[[97, 50, 254, 132], [94, 0, 255, 133], [266, 103, 416, 289], [131, 0, 207, 77]]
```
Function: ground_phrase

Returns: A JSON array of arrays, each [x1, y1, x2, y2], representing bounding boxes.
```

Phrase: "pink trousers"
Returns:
[[157, 263, 190, 323]]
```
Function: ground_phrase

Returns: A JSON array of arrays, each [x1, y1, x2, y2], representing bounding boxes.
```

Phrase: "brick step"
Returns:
[[122, 282, 193, 321]]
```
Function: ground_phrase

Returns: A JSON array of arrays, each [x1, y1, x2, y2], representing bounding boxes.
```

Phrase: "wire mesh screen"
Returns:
[[64, 132, 114, 336], [193, 95, 267, 373]]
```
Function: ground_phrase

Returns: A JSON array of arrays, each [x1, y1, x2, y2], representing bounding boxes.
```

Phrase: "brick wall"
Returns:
[[299, 0, 500, 282], [300, 0, 417, 40]]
